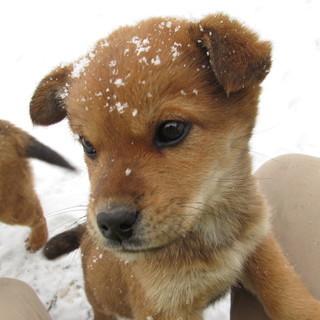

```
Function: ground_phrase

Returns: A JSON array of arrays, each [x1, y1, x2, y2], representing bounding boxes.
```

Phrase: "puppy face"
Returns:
[[30, 15, 271, 258]]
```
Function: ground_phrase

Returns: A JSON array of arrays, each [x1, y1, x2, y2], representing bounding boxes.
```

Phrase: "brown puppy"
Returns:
[[0, 120, 75, 252], [30, 14, 320, 319]]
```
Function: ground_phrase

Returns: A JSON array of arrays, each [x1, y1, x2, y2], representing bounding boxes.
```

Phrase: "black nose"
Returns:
[[96, 208, 138, 243]]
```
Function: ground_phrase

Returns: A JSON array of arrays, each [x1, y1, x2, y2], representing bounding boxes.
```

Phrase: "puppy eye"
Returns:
[[155, 121, 190, 148], [80, 136, 96, 159]]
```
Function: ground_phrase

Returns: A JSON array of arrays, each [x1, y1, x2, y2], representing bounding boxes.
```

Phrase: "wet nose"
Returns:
[[96, 208, 138, 243]]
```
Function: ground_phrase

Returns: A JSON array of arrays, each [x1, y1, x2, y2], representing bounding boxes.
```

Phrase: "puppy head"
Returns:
[[30, 14, 271, 258]]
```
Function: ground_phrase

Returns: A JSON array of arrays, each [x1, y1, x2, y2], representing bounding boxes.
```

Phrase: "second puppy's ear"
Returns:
[[30, 65, 71, 126], [190, 14, 272, 95]]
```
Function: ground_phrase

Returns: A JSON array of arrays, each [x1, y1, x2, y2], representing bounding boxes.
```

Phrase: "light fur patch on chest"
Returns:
[[136, 248, 244, 315]]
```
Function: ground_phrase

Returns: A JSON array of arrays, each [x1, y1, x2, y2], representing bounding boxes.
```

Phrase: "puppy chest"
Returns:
[[133, 264, 234, 314]]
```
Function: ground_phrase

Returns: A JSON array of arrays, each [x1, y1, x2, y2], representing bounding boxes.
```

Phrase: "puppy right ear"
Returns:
[[30, 65, 71, 126], [189, 14, 272, 96]]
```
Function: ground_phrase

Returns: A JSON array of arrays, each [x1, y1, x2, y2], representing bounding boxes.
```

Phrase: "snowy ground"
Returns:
[[0, 0, 319, 319]]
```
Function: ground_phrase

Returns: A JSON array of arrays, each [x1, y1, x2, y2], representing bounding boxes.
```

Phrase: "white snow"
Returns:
[[1, 1, 320, 319], [100, 40, 110, 48], [114, 78, 125, 87], [139, 56, 149, 65], [115, 102, 129, 114], [171, 42, 182, 61], [158, 22, 166, 30], [129, 36, 151, 56], [71, 56, 91, 78], [151, 55, 161, 65], [109, 60, 117, 67], [166, 21, 172, 28], [57, 85, 69, 100]]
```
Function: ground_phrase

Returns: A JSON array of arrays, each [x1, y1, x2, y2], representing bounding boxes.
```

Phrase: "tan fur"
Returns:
[[243, 234, 320, 319], [0, 120, 75, 252], [0, 120, 47, 251], [31, 14, 320, 319]]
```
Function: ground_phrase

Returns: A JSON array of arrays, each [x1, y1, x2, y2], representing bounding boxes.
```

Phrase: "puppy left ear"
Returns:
[[191, 14, 272, 95], [30, 65, 71, 126]]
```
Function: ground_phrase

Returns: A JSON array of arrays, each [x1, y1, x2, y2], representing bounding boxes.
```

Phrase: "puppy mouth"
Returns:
[[120, 245, 165, 255], [99, 237, 166, 255]]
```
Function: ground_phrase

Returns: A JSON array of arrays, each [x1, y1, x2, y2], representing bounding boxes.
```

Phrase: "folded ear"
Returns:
[[30, 65, 71, 125], [191, 14, 272, 95]]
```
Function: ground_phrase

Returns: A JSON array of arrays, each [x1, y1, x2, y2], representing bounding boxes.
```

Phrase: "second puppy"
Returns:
[[0, 120, 75, 251]]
